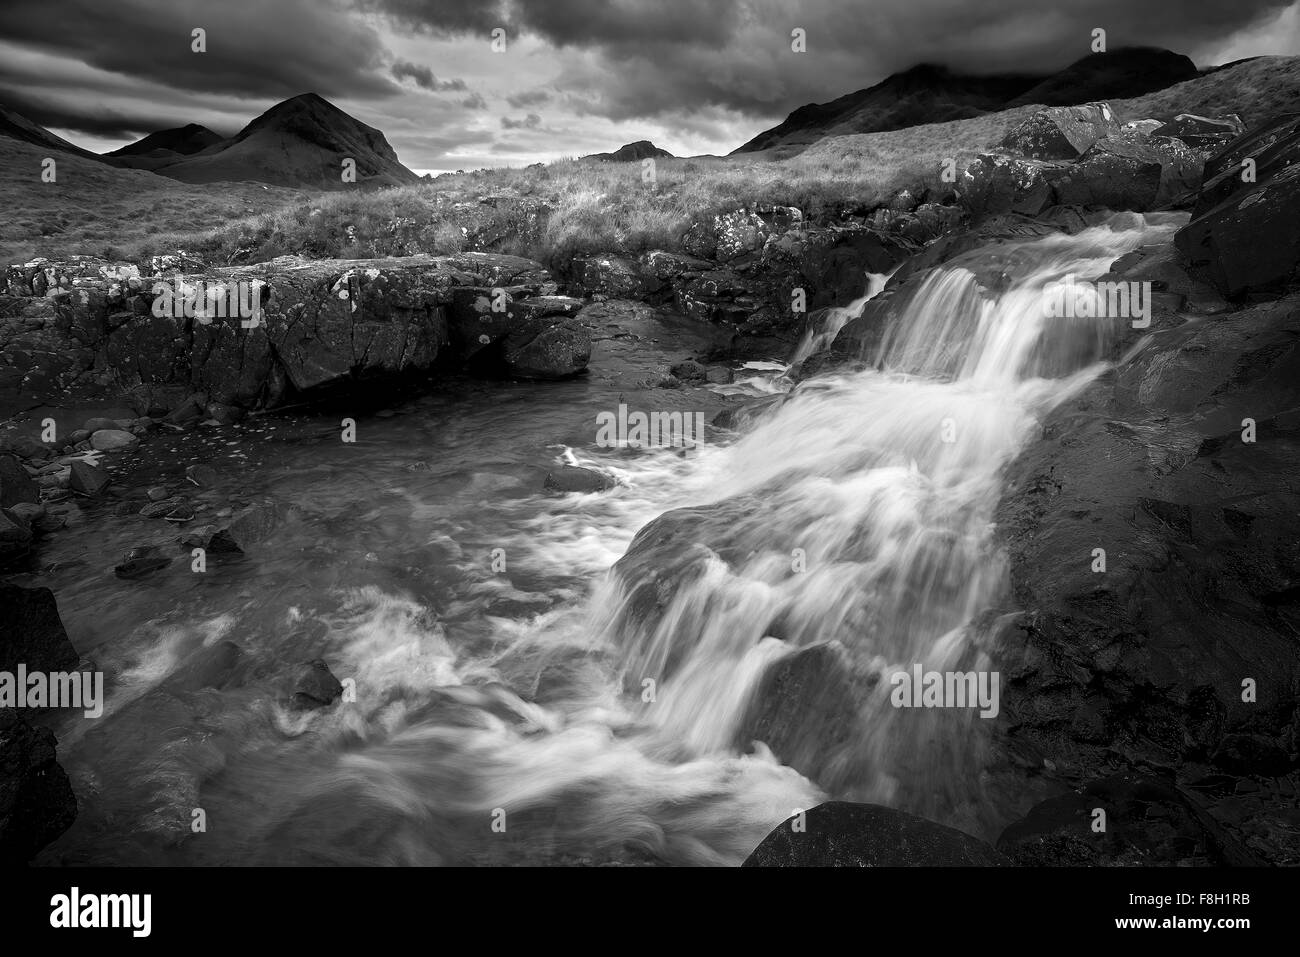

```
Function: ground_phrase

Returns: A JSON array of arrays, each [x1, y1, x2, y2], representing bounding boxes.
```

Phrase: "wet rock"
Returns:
[[959, 153, 1068, 217], [226, 502, 283, 547], [1210, 733, 1292, 776], [1175, 113, 1300, 296], [146, 486, 170, 502], [291, 659, 344, 710], [0, 582, 79, 672], [1000, 102, 1120, 160], [704, 365, 733, 384], [1057, 131, 1202, 210], [83, 417, 130, 433], [670, 359, 707, 381], [67, 460, 110, 497], [0, 453, 40, 508], [183, 527, 243, 556], [0, 508, 33, 560], [163, 396, 206, 428], [1154, 113, 1245, 152], [114, 545, 172, 580], [139, 497, 186, 519], [744, 802, 1012, 867], [997, 773, 1258, 866], [89, 429, 139, 451], [737, 642, 874, 791], [543, 466, 615, 494], [185, 464, 218, 487], [501, 318, 591, 379], [0, 708, 78, 864], [576, 256, 662, 300], [205, 402, 246, 425]]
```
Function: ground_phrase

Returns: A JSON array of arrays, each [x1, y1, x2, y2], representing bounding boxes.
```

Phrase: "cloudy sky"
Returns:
[[1, 0, 1297, 173]]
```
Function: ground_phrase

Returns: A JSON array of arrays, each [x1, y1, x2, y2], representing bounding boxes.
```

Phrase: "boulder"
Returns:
[[1154, 113, 1245, 151], [0, 583, 80, 673], [999, 102, 1120, 160], [576, 256, 662, 300], [959, 153, 1068, 217], [0, 453, 39, 509], [1056, 131, 1202, 209], [543, 466, 615, 494], [744, 802, 1012, 866], [291, 659, 344, 710], [0, 709, 78, 864], [1175, 113, 1300, 296], [501, 317, 591, 379], [0, 508, 33, 560], [67, 461, 110, 497], [736, 642, 874, 791], [89, 429, 139, 451]]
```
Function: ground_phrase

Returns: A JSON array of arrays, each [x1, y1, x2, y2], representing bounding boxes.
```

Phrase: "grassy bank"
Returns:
[[4, 56, 1298, 273]]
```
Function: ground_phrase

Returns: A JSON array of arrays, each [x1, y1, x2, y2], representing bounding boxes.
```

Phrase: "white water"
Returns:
[[317, 212, 1179, 863], [41, 212, 1182, 866]]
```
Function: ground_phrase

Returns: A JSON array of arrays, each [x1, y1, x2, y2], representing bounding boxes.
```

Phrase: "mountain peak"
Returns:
[[582, 140, 674, 162]]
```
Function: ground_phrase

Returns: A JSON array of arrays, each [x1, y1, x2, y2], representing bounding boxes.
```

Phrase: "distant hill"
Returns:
[[0, 105, 100, 159], [583, 140, 674, 162], [107, 123, 224, 158], [103, 93, 419, 189], [733, 47, 1201, 155], [1005, 48, 1197, 107]]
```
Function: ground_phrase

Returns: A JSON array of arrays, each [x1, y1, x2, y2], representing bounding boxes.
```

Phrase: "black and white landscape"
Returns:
[[1, 0, 1299, 878]]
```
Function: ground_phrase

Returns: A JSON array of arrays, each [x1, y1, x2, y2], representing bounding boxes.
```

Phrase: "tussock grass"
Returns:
[[3, 56, 1296, 272]]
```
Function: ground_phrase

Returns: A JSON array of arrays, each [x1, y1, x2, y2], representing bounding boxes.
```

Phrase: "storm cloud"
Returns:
[[0, 0, 1294, 170]]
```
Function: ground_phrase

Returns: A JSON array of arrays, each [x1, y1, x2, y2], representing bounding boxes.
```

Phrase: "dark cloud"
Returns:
[[506, 89, 552, 108], [391, 60, 468, 91], [461, 92, 489, 110], [501, 113, 542, 129], [0, 0, 397, 99]]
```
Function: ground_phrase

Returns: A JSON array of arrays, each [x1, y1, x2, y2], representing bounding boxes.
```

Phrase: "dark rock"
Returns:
[[959, 153, 1068, 217], [543, 466, 615, 494], [997, 773, 1259, 866], [0, 582, 79, 673], [291, 659, 344, 710], [670, 359, 707, 381], [737, 642, 875, 791], [577, 256, 662, 300], [114, 546, 172, 580], [67, 460, 110, 497], [744, 801, 1012, 867], [0, 708, 78, 864], [999, 102, 1121, 160], [501, 317, 591, 379], [1154, 113, 1245, 151], [0, 453, 39, 509], [139, 497, 186, 518], [1210, 733, 1292, 776], [1175, 113, 1300, 296], [185, 464, 218, 487]]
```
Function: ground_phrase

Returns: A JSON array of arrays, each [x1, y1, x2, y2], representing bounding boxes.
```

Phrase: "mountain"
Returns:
[[583, 140, 674, 162], [733, 47, 1201, 155], [1005, 48, 1198, 107], [0, 105, 100, 159], [107, 123, 223, 157], [105, 93, 418, 189], [733, 64, 1040, 154]]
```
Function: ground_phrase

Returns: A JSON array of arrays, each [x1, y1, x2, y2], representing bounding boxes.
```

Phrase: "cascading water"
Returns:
[[38, 211, 1182, 867]]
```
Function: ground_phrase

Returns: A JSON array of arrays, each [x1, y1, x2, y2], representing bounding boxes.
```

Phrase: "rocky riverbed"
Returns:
[[3, 102, 1299, 867]]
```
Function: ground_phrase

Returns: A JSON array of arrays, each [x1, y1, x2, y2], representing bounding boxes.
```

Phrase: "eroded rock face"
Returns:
[[0, 583, 80, 673], [1175, 112, 1300, 296], [993, 245, 1300, 863], [744, 802, 1012, 866], [0, 252, 566, 408], [959, 153, 1069, 217]]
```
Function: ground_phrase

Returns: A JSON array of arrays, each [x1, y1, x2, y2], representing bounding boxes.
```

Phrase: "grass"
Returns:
[[3, 55, 1297, 274]]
